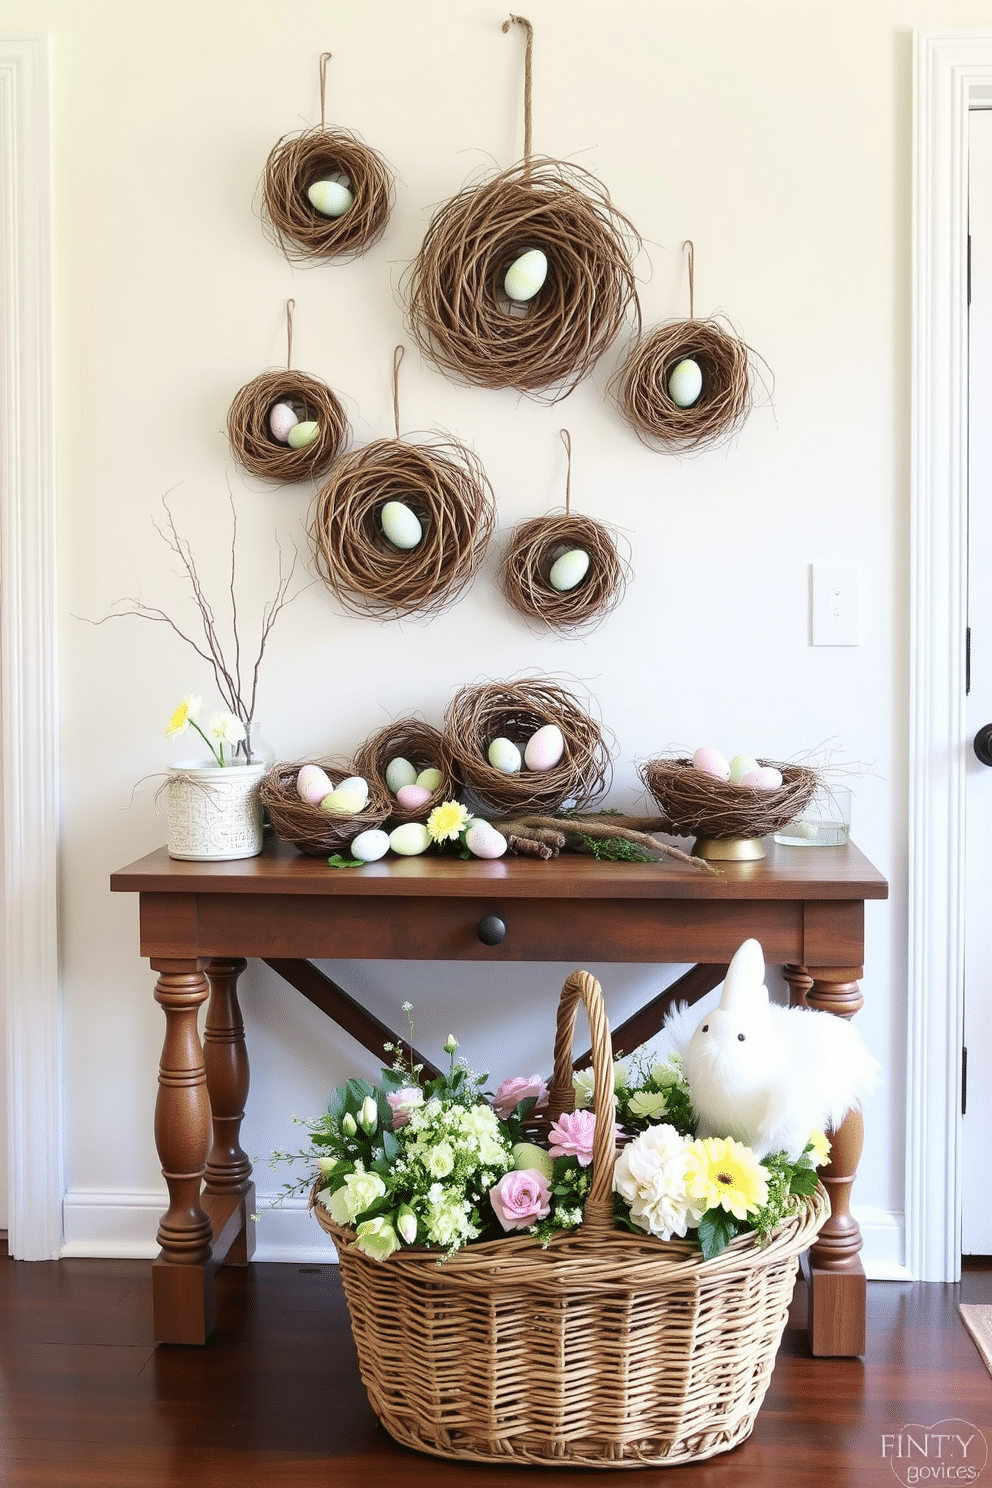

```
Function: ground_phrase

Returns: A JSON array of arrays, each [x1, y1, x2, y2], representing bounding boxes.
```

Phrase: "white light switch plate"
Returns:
[[811, 563, 860, 646]]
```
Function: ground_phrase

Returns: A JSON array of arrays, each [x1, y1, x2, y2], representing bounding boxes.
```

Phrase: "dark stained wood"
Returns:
[[263, 958, 443, 1079], [0, 1256, 988, 1487], [111, 838, 889, 1356]]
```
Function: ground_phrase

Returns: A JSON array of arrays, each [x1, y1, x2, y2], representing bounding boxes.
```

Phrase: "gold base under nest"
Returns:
[[693, 834, 767, 861]]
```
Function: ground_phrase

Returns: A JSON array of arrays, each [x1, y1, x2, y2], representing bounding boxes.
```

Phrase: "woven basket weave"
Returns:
[[314, 969, 827, 1468]]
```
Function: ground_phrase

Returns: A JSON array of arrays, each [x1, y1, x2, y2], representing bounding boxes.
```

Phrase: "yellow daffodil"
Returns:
[[166, 694, 201, 738], [684, 1135, 769, 1222], [808, 1129, 832, 1167], [427, 800, 470, 843]]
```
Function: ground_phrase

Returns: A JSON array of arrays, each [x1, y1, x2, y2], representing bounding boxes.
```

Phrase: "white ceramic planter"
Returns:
[[166, 758, 266, 861]]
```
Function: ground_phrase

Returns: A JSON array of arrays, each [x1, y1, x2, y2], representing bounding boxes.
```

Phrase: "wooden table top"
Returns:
[[111, 838, 889, 904]]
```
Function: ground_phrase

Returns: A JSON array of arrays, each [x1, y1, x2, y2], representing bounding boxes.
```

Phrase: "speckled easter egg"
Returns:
[[503, 248, 548, 303], [487, 737, 522, 773], [296, 764, 334, 805], [524, 724, 564, 771], [385, 757, 417, 792], [337, 775, 369, 805], [415, 767, 442, 792], [729, 753, 760, 785], [307, 179, 354, 218], [548, 548, 590, 593], [395, 783, 432, 811], [320, 787, 367, 815], [268, 402, 299, 443], [668, 358, 703, 408], [740, 766, 783, 791], [287, 420, 319, 449], [350, 829, 390, 862], [691, 747, 731, 781], [464, 821, 508, 859]]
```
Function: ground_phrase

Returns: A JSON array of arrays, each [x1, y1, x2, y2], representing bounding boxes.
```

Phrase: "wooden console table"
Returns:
[[111, 838, 887, 1355]]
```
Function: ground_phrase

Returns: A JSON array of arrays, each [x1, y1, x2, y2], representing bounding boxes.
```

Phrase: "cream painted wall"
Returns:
[[9, 0, 988, 1267]]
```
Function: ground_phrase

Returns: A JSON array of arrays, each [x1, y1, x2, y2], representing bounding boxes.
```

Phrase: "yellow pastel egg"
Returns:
[[388, 822, 431, 856], [415, 767, 443, 792], [307, 179, 354, 218], [503, 248, 548, 303], [668, 358, 703, 408], [287, 420, 319, 449], [319, 787, 367, 815], [729, 753, 760, 785]]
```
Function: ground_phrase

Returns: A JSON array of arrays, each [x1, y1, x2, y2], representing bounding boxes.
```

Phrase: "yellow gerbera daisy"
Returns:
[[808, 1129, 832, 1167], [426, 800, 470, 843], [684, 1135, 769, 1221]]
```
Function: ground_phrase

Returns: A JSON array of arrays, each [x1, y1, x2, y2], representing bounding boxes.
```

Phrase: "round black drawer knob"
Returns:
[[477, 914, 506, 946], [976, 723, 992, 767]]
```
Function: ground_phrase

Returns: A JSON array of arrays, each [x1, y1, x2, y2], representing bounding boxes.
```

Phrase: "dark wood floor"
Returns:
[[0, 1247, 990, 1488]]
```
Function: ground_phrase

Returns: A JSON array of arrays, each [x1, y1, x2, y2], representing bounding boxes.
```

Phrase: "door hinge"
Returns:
[[962, 1045, 968, 1115]]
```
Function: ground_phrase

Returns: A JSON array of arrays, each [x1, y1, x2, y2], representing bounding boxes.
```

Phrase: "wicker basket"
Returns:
[[313, 969, 827, 1468]]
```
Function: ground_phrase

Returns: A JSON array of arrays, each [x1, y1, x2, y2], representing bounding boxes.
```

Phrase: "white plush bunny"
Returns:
[[680, 938, 880, 1161]]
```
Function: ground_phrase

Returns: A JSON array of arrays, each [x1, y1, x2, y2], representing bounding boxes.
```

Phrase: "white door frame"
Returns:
[[910, 31, 992, 1283], [0, 34, 62, 1259]]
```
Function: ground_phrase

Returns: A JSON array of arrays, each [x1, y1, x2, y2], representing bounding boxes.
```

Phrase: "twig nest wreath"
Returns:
[[499, 431, 628, 630], [310, 348, 496, 619], [443, 677, 612, 815], [260, 761, 391, 856], [405, 21, 639, 399], [227, 367, 349, 483], [261, 54, 393, 263], [352, 719, 459, 826], [613, 242, 766, 452], [640, 756, 818, 860]]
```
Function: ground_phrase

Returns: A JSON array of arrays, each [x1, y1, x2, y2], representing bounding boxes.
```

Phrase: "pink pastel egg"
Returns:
[[691, 746, 731, 780], [740, 766, 783, 791], [268, 402, 299, 443], [296, 763, 333, 805], [395, 783, 432, 810], [465, 822, 508, 859]]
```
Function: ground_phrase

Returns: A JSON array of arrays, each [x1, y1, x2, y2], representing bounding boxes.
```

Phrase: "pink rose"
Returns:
[[489, 1169, 552, 1231], [385, 1086, 423, 1129], [547, 1109, 600, 1168], [491, 1074, 549, 1121]]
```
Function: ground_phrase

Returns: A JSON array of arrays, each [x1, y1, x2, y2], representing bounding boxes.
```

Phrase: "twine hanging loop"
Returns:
[[392, 345, 405, 439], [319, 52, 332, 127], [286, 298, 295, 370], [560, 428, 572, 514], [683, 240, 695, 318], [502, 14, 534, 163]]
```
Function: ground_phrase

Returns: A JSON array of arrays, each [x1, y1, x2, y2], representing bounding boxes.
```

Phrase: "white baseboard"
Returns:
[[61, 1189, 911, 1276]]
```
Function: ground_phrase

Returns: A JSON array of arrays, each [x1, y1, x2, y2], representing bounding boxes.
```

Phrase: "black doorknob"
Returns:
[[975, 724, 992, 767], [477, 914, 506, 946]]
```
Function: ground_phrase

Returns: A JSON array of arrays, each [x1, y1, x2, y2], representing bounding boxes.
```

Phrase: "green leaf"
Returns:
[[696, 1207, 743, 1260], [381, 1128, 400, 1163], [789, 1165, 820, 1197], [326, 1085, 349, 1123], [345, 1077, 375, 1108], [327, 854, 363, 868]]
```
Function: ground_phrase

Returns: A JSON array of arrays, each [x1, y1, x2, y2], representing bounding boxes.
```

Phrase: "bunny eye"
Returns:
[[737, 1033, 746, 1042], [701, 1023, 709, 1033]]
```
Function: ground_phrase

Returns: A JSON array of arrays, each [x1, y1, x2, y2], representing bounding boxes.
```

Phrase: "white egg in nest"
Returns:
[[667, 358, 703, 408], [487, 737, 522, 773], [380, 500, 423, 550], [548, 548, 590, 593], [524, 724, 564, 771], [307, 179, 354, 218], [503, 248, 548, 303]]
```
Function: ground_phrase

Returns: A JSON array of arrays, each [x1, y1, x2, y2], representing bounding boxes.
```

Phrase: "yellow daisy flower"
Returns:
[[426, 800, 470, 843], [808, 1129, 832, 1167], [684, 1135, 769, 1221], [166, 694, 201, 738]]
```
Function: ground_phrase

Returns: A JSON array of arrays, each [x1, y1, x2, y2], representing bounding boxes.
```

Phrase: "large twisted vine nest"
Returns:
[[260, 761, 390, 856], [406, 158, 641, 400], [261, 127, 394, 263], [443, 677, 612, 815], [640, 757, 818, 840], [226, 369, 349, 482], [352, 719, 459, 826], [310, 435, 496, 619], [613, 318, 761, 453]]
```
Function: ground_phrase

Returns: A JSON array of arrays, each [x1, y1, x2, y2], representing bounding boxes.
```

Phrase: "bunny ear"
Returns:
[[719, 938, 768, 1015]]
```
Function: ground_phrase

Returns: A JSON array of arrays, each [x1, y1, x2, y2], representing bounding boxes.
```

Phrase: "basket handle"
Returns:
[[546, 969, 617, 1229]]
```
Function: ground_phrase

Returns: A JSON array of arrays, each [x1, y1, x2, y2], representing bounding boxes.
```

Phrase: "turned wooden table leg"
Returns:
[[803, 964, 867, 1357], [203, 957, 256, 1267], [151, 960, 215, 1345]]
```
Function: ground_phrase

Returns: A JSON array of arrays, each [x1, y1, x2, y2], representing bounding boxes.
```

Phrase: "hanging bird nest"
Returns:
[[260, 760, 391, 856], [443, 676, 612, 815], [499, 512, 627, 631], [310, 435, 496, 619], [352, 718, 460, 825], [406, 157, 641, 400], [639, 757, 818, 841], [227, 368, 349, 483], [613, 317, 760, 453]]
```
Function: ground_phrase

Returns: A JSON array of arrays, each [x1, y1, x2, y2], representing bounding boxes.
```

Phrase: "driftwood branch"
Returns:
[[495, 812, 716, 874]]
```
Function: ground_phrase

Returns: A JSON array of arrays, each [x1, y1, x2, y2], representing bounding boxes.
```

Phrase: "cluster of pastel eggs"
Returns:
[[307, 172, 353, 219], [668, 358, 702, 408], [691, 746, 783, 791], [487, 723, 564, 774], [269, 401, 320, 449]]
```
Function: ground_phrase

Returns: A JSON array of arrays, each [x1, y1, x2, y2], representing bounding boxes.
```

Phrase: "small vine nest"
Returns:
[[443, 677, 612, 815], [499, 512, 628, 631], [406, 158, 641, 399], [613, 318, 759, 453], [310, 436, 496, 619], [260, 760, 391, 856], [261, 127, 394, 263], [640, 758, 818, 841], [227, 369, 349, 482], [352, 719, 459, 826]]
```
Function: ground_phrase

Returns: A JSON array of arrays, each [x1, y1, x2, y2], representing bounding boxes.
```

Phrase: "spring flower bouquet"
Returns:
[[274, 1008, 827, 1264]]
